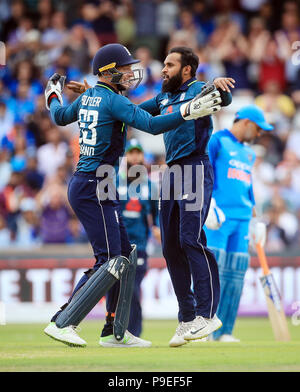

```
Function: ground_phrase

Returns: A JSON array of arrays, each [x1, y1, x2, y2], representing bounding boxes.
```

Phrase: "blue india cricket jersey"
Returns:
[[49, 82, 186, 172], [208, 129, 256, 220]]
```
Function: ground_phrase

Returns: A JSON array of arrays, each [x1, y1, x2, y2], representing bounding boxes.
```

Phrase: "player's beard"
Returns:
[[162, 70, 183, 93]]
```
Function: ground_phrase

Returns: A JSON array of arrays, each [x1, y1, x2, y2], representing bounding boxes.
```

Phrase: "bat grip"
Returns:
[[256, 243, 270, 275]]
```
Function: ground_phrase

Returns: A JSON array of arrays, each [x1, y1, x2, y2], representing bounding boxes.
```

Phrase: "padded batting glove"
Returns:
[[180, 88, 222, 120], [205, 198, 226, 230], [249, 218, 267, 248], [45, 73, 66, 110]]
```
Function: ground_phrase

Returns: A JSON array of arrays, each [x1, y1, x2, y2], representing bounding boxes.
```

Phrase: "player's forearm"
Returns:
[[138, 97, 160, 115], [140, 111, 184, 135], [219, 90, 232, 107], [49, 98, 77, 126]]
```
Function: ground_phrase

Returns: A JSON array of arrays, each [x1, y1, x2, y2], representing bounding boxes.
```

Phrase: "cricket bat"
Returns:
[[256, 243, 290, 341]]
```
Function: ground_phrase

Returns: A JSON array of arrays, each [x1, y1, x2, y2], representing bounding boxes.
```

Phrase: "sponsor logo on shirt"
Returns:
[[227, 167, 251, 184], [229, 159, 251, 172]]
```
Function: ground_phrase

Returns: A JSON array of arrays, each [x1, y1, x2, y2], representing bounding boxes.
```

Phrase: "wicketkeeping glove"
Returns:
[[205, 198, 226, 230], [180, 82, 222, 120], [45, 73, 66, 110]]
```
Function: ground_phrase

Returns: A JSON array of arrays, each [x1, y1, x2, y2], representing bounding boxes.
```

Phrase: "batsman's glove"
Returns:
[[249, 218, 267, 248], [180, 82, 222, 120], [45, 73, 66, 110], [205, 198, 226, 230]]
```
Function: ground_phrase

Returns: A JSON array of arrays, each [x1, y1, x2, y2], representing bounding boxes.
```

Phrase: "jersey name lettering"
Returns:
[[81, 96, 102, 107], [80, 144, 95, 156]]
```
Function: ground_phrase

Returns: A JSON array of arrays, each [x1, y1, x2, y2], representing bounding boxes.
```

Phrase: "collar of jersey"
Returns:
[[225, 128, 242, 144], [178, 77, 197, 92], [96, 81, 119, 94]]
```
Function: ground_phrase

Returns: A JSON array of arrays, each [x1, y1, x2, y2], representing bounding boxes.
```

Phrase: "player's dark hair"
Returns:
[[169, 47, 199, 77]]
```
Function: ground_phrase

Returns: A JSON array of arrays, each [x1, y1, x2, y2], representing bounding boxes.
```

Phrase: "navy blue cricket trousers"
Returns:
[[159, 155, 220, 322], [51, 171, 132, 322]]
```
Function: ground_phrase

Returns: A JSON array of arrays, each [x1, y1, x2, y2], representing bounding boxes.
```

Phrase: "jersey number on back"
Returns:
[[78, 109, 98, 146]]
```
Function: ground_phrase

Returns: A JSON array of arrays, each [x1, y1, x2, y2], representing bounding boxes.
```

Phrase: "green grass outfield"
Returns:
[[0, 318, 300, 372]]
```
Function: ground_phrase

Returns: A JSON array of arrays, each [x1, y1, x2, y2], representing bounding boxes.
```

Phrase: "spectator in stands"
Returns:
[[0, 214, 11, 248], [212, 21, 251, 93], [275, 149, 300, 211], [40, 11, 69, 66], [38, 184, 70, 244], [37, 0, 54, 32], [167, 9, 198, 51], [264, 194, 299, 252], [0, 101, 14, 144], [115, 0, 136, 47], [67, 215, 88, 244], [0, 0, 25, 43], [0, 148, 12, 192], [15, 197, 40, 247], [65, 24, 99, 75], [9, 59, 43, 100], [0, 170, 32, 239], [14, 81, 36, 123], [133, 0, 157, 38], [80, 0, 118, 46], [6, 14, 40, 63], [251, 144, 275, 212], [44, 47, 82, 82], [176, 8, 205, 47], [26, 97, 52, 147], [192, 0, 215, 41], [255, 79, 296, 142], [24, 155, 44, 194], [37, 126, 68, 179], [255, 36, 286, 93]]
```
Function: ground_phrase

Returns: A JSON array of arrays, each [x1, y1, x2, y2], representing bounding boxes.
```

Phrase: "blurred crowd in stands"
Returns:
[[0, 0, 300, 253]]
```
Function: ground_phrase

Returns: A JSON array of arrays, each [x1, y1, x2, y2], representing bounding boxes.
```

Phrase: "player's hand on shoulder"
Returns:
[[205, 198, 226, 230], [249, 218, 267, 248], [213, 77, 235, 93], [45, 73, 66, 110], [180, 82, 222, 120], [67, 79, 91, 94]]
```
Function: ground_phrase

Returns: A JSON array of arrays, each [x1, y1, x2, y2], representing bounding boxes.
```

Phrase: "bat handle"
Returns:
[[256, 243, 270, 275]]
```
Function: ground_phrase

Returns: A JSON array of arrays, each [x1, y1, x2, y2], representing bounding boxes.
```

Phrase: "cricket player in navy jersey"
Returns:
[[139, 47, 236, 347], [43, 43, 222, 348], [204, 105, 273, 342], [118, 139, 160, 337], [69, 46, 235, 347]]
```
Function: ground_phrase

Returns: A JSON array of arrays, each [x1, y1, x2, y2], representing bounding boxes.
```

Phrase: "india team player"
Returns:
[[205, 105, 273, 342]]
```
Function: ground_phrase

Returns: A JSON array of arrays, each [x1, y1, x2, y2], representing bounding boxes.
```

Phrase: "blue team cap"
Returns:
[[235, 105, 274, 131], [125, 138, 143, 153]]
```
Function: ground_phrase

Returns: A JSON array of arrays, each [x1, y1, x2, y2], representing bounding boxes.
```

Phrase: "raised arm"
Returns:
[[45, 73, 82, 125], [111, 91, 222, 136], [49, 97, 81, 126]]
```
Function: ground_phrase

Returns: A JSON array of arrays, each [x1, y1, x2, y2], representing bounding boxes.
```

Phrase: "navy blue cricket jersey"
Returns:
[[49, 82, 187, 172], [139, 77, 232, 164], [118, 173, 159, 253]]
